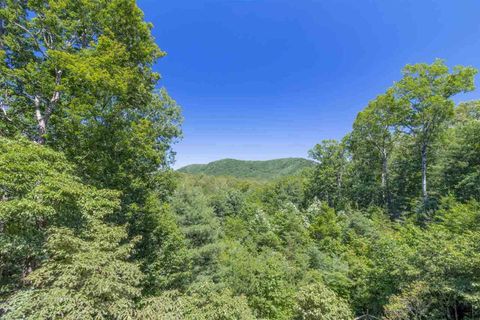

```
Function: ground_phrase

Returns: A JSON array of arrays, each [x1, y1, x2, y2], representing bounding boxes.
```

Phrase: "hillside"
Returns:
[[177, 158, 315, 180]]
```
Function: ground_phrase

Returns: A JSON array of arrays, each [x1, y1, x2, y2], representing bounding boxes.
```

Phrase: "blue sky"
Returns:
[[137, 0, 480, 168]]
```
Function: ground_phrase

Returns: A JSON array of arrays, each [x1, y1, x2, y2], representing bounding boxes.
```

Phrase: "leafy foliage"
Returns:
[[178, 158, 315, 180], [1, 2, 480, 319], [138, 282, 254, 320], [0, 137, 142, 319], [294, 280, 353, 320]]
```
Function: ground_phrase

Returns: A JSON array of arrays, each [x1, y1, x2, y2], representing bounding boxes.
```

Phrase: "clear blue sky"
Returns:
[[137, 0, 480, 168]]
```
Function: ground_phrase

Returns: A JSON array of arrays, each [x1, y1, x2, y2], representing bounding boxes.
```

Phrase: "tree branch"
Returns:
[[13, 22, 46, 57], [0, 105, 12, 122]]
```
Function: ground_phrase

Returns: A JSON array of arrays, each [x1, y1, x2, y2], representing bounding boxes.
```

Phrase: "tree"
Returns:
[[437, 101, 480, 201], [137, 195, 191, 295], [307, 139, 349, 208], [294, 281, 353, 320], [0, 0, 162, 144], [170, 187, 222, 283], [0, 0, 182, 220], [394, 60, 476, 205], [259, 175, 306, 212], [210, 188, 247, 218], [1, 3, 183, 297], [138, 282, 254, 320], [351, 89, 400, 212], [220, 242, 296, 319], [2, 223, 143, 319], [383, 198, 480, 319], [0, 137, 113, 294], [383, 281, 433, 320], [0, 137, 142, 319]]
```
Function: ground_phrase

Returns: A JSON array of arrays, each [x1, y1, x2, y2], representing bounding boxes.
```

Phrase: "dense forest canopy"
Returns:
[[177, 158, 315, 181], [1, 1, 480, 319]]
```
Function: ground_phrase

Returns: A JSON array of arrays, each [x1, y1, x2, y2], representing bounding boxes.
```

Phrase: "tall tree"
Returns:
[[1, 3, 184, 311], [0, 0, 182, 203], [0, 0, 162, 143], [351, 89, 400, 213], [394, 59, 476, 205]]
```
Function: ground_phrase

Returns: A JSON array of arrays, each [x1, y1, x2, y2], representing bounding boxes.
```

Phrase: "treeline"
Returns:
[[1, 1, 480, 319], [308, 61, 479, 217]]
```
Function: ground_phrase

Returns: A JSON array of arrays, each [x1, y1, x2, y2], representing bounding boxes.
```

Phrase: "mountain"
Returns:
[[177, 158, 315, 180]]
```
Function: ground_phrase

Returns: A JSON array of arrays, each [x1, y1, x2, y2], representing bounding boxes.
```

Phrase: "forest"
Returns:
[[177, 158, 315, 180], [1, 1, 480, 319]]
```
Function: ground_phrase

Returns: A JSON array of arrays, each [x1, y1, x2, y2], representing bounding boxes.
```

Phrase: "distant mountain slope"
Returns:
[[177, 158, 315, 180]]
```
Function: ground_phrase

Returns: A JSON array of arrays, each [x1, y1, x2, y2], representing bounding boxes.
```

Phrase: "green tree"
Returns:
[[294, 281, 353, 320], [437, 101, 480, 201], [0, 137, 142, 319], [387, 133, 423, 213], [259, 175, 306, 212], [3, 223, 143, 319], [383, 281, 433, 320], [351, 89, 400, 213], [0, 0, 182, 226], [138, 195, 191, 294], [0, 137, 110, 294], [210, 188, 247, 218], [170, 187, 222, 282], [384, 198, 480, 319], [138, 282, 254, 320], [220, 242, 296, 319], [394, 60, 476, 205], [307, 139, 349, 209], [0, 0, 161, 144]]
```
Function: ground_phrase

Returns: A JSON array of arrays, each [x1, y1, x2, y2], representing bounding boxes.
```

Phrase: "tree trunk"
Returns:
[[34, 96, 47, 144], [381, 150, 392, 213], [454, 300, 458, 320], [33, 69, 62, 144], [82, 29, 88, 48], [421, 143, 428, 203]]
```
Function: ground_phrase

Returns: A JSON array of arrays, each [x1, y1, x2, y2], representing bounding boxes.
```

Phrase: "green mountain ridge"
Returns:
[[177, 158, 315, 180]]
